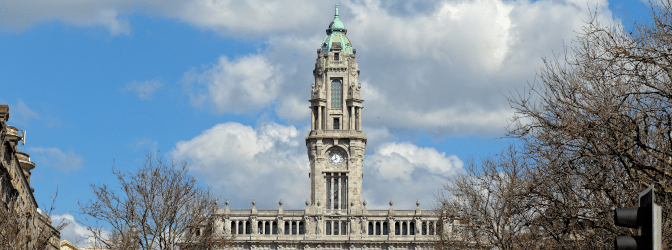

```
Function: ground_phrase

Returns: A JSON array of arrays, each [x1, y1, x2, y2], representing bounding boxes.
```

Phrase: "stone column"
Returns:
[[330, 175, 335, 210], [358, 108, 362, 130], [317, 106, 322, 130]]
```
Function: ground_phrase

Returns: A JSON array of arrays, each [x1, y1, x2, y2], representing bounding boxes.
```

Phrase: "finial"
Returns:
[[363, 199, 367, 206], [306, 199, 310, 206], [335, 4, 339, 17], [389, 199, 394, 206], [225, 199, 229, 206], [279, 199, 283, 206], [252, 199, 256, 206], [215, 199, 219, 206], [416, 199, 420, 208]]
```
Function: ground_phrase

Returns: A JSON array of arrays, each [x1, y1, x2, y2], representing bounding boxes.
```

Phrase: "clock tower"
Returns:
[[306, 5, 366, 215]]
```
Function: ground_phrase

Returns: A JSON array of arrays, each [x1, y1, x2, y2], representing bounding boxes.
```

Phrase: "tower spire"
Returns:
[[335, 4, 339, 18]]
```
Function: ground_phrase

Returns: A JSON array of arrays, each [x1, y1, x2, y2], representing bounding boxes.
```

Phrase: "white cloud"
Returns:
[[122, 79, 162, 101], [51, 213, 93, 247], [0, 0, 132, 35], [182, 55, 284, 114], [171, 122, 461, 210], [2, 0, 618, 135], [171, 122, 309, 208], [363, 142, 463, 209], [12, 99, 41, 126], [27, 147, 84, 172]]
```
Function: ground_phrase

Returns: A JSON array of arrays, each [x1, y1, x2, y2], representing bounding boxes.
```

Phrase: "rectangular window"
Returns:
[[334, 177, 339, 209], [341, 177, 347, 209], [334, 53, 339, 60], [333, 118, 340, 130], [331, 80, 342, 108]]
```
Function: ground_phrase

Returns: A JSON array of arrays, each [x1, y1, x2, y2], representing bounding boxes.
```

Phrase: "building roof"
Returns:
[[320, 5, 353, 54]]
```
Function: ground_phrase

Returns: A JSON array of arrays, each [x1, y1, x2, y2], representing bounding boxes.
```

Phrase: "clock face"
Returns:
[[328, 150, 345, 166]]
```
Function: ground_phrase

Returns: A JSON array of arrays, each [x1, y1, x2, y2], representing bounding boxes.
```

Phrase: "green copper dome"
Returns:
[[320, 5, 353, 54]]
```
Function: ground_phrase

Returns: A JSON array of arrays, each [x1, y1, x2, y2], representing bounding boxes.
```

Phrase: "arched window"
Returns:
[[422, 222, 427, 235], [410, 221, 415, 235], [383, 222, 388, 235], [331, 79, 342, 108], [265, 221, 270, 235], [326, 221, 332, 235], [272, 221, 278, 234], [395, 222, 400, 235], [239, 221, 244, 235], [285, 221, 290, 235], [368, 222, 373, 235], [402, 222, 407, 235], [231, 221, 236, 234], [299, 222, 305, 235], [245, 221, 251, 234]]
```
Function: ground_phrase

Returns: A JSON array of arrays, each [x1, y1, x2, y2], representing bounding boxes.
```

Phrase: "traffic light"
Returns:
[[613, 185, 662, 250]]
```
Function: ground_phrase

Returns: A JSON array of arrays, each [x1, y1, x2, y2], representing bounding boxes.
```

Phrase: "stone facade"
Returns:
[[212, 6, 466, 250], [0, 104, 61, 249]]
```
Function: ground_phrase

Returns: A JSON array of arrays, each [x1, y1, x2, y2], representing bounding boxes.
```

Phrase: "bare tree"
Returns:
[[0, 187, 68, 250], [79, 151, 232, 250], [436, 146, 537, 250], [505, 1, 672, 248]]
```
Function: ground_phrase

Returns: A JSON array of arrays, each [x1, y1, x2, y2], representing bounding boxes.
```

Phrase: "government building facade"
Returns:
[[213, 6, 466, 250]]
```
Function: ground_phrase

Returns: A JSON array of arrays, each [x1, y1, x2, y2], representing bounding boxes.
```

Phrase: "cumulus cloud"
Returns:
[[363, 142, 463, 209], [3, 0, 618, 135], [171, 122, 461, 210], [171, 122, 309, 208], [51, 213, 93, 246], [182, 55, 283, 114], [27, 147, 84, 172], [174, 0, 614, 135], [122, 79, 162, 101]]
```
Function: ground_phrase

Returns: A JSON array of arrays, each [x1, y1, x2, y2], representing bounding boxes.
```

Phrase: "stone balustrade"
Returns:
[[214, 199, 453, 244]]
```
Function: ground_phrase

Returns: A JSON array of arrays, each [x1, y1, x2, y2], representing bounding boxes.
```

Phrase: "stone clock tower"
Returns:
[[219, 6, 449, 246], [306, 4, 366, 215]]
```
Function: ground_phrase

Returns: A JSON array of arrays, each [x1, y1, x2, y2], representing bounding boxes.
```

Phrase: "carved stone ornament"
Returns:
[[350, 244, 356, 250], [311, 82, 316, 90], [277, 215, 283, 220], [351, 67, 356, 76], [357, 82, 362, 90]]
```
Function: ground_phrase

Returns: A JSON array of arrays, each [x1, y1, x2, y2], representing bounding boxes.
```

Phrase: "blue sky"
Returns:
[[0, 0, 652, 245]]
